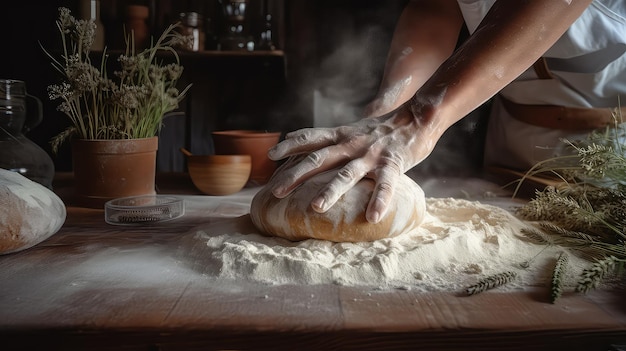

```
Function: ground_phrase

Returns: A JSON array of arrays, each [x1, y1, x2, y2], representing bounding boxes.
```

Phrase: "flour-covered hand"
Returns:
[[268, 105, 437, 223]]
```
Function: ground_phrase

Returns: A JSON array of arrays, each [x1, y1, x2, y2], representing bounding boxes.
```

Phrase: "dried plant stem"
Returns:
[[576, 256, 623, 293], [520, 227, 555, 244], [550, 252, 569, 303], [466, 271, 517, 296], [43, 8, 192, 150], [515, 113, 626, 293]]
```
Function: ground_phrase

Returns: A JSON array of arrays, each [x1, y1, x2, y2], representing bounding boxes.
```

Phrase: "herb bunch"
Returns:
[[515, 111, 626, 295], [43, 7, 192, 152]]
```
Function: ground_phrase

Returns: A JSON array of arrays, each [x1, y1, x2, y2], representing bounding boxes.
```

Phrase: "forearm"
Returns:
[[369, 0, 464, 116], [412, 0, 593, 141]]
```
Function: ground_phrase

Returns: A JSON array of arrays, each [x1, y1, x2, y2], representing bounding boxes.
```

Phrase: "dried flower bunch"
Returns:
[[514, 111, 626, 300], [466, 114, 626, 301], [43, 7, 192, 152]]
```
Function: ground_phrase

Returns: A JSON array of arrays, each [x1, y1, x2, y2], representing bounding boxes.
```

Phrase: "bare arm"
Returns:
[[365, 0, 464, 117], [412, 0, 593, 142]]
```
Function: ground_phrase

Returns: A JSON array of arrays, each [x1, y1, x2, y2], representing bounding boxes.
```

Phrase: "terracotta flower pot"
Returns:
[[211, 130, 281, 185], [71, 137, 158, 208]]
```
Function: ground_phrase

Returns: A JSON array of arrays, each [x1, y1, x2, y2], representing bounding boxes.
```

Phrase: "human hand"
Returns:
[[268, 105, 436, 223]]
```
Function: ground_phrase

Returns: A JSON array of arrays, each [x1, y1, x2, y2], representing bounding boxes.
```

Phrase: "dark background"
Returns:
[[0, 0, 487, 176]]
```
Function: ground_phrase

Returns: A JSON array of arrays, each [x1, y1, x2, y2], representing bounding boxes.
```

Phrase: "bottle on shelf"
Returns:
[[80, 0, 105, 51], [257, 13, 276, 51]]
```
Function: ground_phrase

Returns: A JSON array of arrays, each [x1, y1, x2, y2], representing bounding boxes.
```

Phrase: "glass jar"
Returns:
[[0, 79, 54, 189], [80, 0, 105, 51], [179, 12, 205, 52]]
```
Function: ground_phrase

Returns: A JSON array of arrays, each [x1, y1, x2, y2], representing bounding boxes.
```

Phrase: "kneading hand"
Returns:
[[267, 105, 437, 224]]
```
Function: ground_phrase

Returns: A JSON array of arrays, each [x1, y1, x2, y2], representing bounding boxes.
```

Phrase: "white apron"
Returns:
[[457, 0, 626, 171]]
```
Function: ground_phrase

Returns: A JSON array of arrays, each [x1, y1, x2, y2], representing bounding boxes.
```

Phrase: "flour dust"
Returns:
[[179, 197, 589, 293]]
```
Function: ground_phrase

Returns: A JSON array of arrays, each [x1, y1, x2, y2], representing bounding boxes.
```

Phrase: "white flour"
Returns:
[[181, 197, 588, 292]]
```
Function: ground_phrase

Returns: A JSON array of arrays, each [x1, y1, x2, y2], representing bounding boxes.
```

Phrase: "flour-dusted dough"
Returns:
[[0, 168, 66, 254], [250, 167, 426, 242]]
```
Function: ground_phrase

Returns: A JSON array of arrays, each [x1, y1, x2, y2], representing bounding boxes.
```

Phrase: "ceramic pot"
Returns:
[[212, 130, 281, 185], [186, 154, 251, 195], [125, 5, 150, 50], [72, 137, 158, 208]]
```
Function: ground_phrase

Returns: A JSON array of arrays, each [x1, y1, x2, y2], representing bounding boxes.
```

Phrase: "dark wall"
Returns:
[[1, 1, 76, 171], [0, 0, 290, 172]]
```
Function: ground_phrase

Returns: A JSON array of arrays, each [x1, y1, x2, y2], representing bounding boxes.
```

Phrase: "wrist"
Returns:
[[406, 92, 447, 137]]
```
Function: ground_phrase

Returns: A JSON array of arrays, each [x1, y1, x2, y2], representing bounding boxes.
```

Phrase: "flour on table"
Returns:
[[180, 197, 588, 292]]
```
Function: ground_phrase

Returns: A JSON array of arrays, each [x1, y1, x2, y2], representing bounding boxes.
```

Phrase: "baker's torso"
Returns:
[[456, 0, 626, 170]]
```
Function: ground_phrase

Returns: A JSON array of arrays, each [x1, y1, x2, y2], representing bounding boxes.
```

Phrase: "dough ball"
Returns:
[[250, 168, 426, 242], [0, 169, 66, 254]]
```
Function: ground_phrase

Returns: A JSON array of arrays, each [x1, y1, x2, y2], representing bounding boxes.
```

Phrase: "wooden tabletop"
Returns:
[[1, 173, 625, 351]]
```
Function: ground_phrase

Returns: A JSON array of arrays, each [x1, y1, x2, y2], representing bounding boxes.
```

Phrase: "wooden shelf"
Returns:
[[178, 49, 285, 57], [91, 49, 284, 58]]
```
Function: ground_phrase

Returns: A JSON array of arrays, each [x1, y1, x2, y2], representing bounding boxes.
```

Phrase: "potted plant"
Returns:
[[43, 7, 192, 207]]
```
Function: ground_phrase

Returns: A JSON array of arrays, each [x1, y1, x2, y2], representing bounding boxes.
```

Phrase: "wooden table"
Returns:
[[1, 173, 625, 351]]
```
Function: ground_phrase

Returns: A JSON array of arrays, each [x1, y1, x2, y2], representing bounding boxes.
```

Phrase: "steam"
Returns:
[[305, 25, 391, 127]]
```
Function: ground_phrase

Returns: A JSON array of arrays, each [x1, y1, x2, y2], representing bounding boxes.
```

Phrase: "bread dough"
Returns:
[[250, 166, 426, 242], [0, 168, 66, 254]]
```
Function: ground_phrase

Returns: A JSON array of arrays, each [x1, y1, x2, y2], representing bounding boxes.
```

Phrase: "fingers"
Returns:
[[310, 159, 369, 213], [272, 146, 346, 198], [366, 164, 400, 224], [268, 127, 336, 161], [309, 156, 401, 225]]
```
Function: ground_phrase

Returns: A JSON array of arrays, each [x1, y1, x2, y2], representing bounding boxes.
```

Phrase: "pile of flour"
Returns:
[[180, 197, 589, 292]]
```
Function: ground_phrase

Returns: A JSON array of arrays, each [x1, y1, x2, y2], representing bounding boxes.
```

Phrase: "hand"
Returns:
[[268, 104, 436, 223]]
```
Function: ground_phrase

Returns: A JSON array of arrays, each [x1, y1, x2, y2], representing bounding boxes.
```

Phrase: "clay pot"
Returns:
[[72, 137, 158, 208], [211, 130, 281, 185]]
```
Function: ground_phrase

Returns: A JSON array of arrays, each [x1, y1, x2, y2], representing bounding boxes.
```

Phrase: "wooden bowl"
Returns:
[[212, 130, 281, 185], [187, 154, 252, 195]]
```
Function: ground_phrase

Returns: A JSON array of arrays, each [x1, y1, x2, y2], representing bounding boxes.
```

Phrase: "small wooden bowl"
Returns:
[[187, 154, 252, 195]]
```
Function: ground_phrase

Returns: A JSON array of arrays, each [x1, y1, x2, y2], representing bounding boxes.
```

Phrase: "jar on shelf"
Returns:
[[179, 12, 205, 52], [218, 0, 252, 51]]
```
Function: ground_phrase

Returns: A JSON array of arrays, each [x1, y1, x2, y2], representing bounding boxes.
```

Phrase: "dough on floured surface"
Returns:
[[250, 167, 426, 242]]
